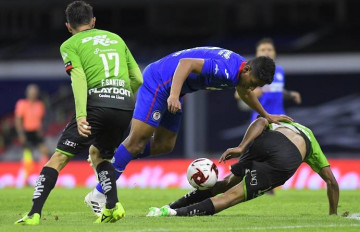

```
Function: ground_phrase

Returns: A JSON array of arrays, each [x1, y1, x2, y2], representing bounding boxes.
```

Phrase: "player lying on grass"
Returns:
[[85, 47, 293, 215], [147, 117, 339, 217]]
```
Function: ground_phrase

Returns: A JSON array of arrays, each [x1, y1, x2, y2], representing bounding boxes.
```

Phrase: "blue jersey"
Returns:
[[250, 65, 285, 122], [144, 47, 247, 96]]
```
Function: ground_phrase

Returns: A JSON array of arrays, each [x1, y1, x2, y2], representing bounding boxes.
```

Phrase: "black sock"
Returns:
[[28, 167, 58, 216], [169, 189, 213, 209], [96, 161, 118, 209], [175, 198, 215, 216]]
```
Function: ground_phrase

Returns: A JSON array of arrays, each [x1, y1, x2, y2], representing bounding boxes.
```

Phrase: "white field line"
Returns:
[[84, 223, 360, 232]]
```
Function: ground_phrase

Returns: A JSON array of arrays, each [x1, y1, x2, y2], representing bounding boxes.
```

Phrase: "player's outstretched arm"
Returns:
[[219, 117, 268, 163], [318, 166, 339, 215], [167, 58, 204, 114], [236, 86, 293, 124]]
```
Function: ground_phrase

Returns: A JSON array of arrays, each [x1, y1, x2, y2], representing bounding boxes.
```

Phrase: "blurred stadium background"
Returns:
[[0, 0, 359, 189]]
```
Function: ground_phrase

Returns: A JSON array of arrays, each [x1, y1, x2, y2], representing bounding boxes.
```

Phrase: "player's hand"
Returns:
[[265, 114, 293, 124], [77, 117, 91, 138], [167, 95, 181, 114], [219, 146, 245, 163], [290, 91, 302, 104]]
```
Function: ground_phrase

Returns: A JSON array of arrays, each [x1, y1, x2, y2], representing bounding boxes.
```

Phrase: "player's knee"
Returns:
[[124, 140, 147, 155], [160, 142, 175, 154], [125, 137, 148, 155], [155, 137, 176, 154], [326, 177, 339, 188]]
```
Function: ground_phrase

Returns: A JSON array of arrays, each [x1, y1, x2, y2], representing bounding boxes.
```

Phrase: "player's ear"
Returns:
[[91, 17, 96, 28], [65, 22, 72, 33], [243, 65, 251, 74]]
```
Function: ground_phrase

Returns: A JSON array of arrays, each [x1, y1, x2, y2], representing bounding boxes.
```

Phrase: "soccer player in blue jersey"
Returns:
[[85, 47, 293, 215], [236, 38, 301, 122]]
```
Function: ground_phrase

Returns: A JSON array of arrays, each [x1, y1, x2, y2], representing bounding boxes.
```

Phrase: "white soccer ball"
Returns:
[[187, 158, 218, 190]]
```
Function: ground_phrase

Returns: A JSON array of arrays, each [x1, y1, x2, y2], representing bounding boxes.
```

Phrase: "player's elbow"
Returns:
[[179, 58, 203, 74], [178, 58, 193, 69], [254, 117, 269, 128]]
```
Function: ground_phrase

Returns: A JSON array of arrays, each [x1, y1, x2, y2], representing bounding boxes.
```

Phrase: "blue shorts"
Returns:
[[133, 66, 183, 133]]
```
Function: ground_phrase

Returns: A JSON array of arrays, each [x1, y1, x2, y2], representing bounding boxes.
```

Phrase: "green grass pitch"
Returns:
[[1, 188, 359, 232]]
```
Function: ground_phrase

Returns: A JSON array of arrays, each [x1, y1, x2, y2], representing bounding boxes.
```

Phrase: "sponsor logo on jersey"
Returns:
[[152, 110, 161, 121], [82, 35, 118, 46], [94, 48, 116, 54], [250, 170, 258, 186], [88, 87, 131, 97], [245, 168, 258, 186], [63, 139, 78, 148], [218, 49, 233, 59]]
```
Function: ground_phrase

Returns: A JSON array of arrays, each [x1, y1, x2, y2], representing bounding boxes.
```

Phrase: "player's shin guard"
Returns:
[[96, 161, 118, 209], [28, 167, 58, 216], [169, 189, 213, 209], [175, 198, 215, 216]]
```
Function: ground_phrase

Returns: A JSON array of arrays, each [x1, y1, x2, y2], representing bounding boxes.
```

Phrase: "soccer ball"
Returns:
[[187, 158, 218, 190]]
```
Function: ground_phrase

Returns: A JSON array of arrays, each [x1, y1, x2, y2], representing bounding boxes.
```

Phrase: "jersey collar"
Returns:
[[236, 61, 247, 80]]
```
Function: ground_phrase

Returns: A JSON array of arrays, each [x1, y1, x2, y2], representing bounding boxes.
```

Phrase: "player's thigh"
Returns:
[[132, 84, 169, 130], [158, 97, 183, 134], [241, 161, 278, 201], [56, 115, 95, 158], [93, 108, 133, 159]]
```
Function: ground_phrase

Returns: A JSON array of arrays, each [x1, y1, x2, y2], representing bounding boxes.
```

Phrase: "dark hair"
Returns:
[[247, 56, 275, 84], [65, 1, 93, 29], [256, 38, 275, 50]]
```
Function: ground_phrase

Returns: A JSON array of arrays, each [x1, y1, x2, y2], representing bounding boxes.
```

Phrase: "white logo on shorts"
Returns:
[[152, 111, 161, 121]]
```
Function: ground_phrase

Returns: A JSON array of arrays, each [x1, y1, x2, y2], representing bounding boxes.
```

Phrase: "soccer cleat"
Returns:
[[85, 188, 106, 217], [94, 202, 125, 223], [147, 206, 177, 217], [146, 207, 161, 217], [14, 213, 40, 225]]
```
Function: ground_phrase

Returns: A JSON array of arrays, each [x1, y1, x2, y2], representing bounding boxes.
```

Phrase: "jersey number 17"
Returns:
[[99, 52, 119, 78]]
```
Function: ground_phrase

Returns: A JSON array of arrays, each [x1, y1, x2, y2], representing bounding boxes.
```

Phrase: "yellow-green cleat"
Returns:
[[14, 213, 40, 225], [94, 202, 125, 223]]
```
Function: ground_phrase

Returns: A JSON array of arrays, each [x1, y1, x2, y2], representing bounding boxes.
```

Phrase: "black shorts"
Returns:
[[25, 131, 44, 147], [230, 130, 303, 201], [56, 106, 133, 159]]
